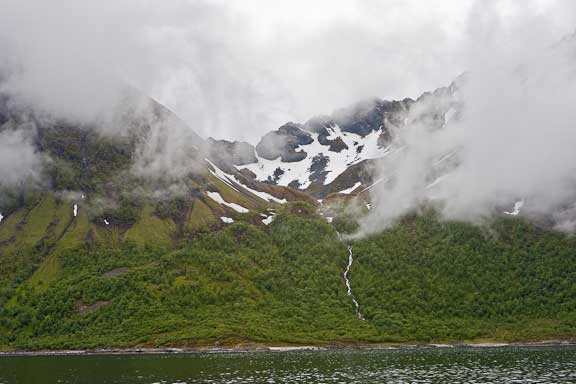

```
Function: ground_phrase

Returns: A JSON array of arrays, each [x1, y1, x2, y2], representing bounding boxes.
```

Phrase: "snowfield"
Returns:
[[237, 125, 390, 189]]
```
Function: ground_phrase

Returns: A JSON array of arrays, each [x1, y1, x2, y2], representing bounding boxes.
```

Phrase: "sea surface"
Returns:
[[1, 346, 575, 383]]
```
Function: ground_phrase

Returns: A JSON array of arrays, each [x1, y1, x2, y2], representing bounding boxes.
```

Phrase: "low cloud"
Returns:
[[1, 0, 575, 224], [129, 98, 206, 181], [358, 10, 576, 236], [4, 0, 572, 143], [0, 127, 42, 187]]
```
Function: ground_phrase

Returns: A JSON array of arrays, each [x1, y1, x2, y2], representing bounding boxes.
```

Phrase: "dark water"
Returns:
[[1, 347, 575, 384]]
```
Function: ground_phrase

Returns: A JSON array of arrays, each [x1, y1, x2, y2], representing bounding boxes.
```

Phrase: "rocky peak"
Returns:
[[255, 122, 313, 162]]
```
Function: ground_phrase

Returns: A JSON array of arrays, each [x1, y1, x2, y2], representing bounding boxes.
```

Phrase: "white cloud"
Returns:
[[0, 0, 574, 144], [0, 128, 41, 187], [358, 2, 576, 235]]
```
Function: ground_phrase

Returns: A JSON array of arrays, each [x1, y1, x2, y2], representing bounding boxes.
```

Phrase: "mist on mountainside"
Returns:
[[0, 0, 576, 235], [356, 6, 576, 237], [4, 1, 576, 359]]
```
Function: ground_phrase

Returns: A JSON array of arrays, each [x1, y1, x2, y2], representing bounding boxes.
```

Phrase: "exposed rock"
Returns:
[[305, 115, 333, 134], [255, 123, 313, 162], [309, 154, 329, 184], [288, 180, 301, 189], [333, 98, 412, 138], [238, 168, 257, 180], [304, 116, 349, 152], [327, 137, 348, 152], [271, 167, 285, 183], [308, 159, 375, 198]]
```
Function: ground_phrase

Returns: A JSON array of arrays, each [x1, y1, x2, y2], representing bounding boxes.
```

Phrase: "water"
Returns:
[[1, 347, 575, 383], [343, 244, 363, 320]]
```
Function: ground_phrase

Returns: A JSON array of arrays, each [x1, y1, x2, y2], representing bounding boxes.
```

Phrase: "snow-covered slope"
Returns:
[[238, 125, 390, 190], [231, 85, 455, 198]]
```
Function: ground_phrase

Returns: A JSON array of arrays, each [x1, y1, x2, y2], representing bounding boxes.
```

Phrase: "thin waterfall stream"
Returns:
[[337, 231, 364, 320]]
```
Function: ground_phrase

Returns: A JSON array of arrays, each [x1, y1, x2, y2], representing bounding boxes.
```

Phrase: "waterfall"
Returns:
[[337, 231, 364, 320]]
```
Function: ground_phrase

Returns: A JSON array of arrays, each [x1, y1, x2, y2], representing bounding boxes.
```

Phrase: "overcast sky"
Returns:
[[0, 0, 574, 142]]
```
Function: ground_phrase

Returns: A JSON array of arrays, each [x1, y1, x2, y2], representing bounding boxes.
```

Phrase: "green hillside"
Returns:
[[1, 96, 575, 351], [1, 202, 575, 350]]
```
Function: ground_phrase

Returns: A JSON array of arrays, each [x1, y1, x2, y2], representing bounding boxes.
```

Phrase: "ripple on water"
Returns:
[[1, 347, 576, 383]]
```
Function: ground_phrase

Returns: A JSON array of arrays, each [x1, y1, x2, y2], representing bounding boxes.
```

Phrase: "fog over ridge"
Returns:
[[357, 26, 576, 236], [0, 0, 576, 232]]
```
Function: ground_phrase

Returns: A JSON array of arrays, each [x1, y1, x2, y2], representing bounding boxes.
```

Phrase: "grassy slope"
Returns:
[[0, 202, 574, 349], [0, 209, 367, 349]]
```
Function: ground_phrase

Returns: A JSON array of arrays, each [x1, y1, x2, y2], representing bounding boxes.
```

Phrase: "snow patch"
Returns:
[[103, 219, 110, 225], [206, 159, 286, 203], [205, 159, 239, 192], [326, 216, 334, 223], [220, 217, 234, 223], [73, 204, 78, 217], [338, 182, 362, 195], [206, 191, 249, 213], [262, 214, 275, 225], [0, 212, 3, 224], [504, 200, 524, 216]]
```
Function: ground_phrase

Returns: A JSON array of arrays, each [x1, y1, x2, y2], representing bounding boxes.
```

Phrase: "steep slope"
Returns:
[[0, 89, 308, 290]]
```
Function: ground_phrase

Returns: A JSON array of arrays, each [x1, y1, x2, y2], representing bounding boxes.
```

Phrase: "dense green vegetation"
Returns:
[[0, 208, 364, 349], [0, 199, 575, 350], [41, 124, 133, 193], [353, 213, 576, 342], [2, 89, 574, 351]]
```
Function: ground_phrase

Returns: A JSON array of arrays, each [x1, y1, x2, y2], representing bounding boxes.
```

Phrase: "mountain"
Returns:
[[220, 84, 456, 199], [1, 81, 576, 350], [0, 88, 312, 286]]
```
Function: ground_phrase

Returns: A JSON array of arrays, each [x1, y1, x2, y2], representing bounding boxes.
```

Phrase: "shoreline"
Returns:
[[1, 339, 576, 357]]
